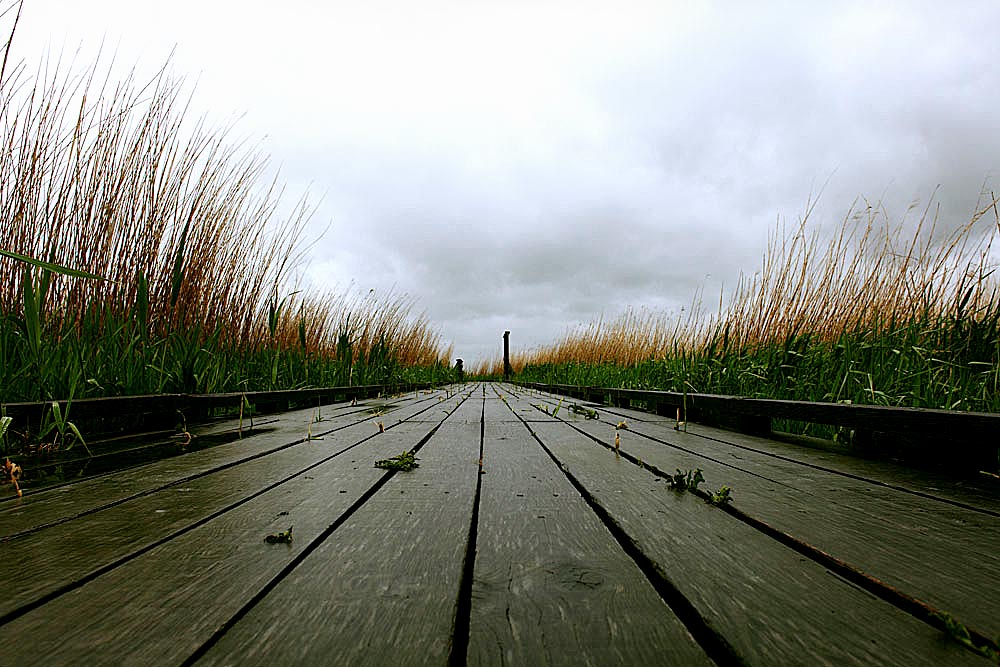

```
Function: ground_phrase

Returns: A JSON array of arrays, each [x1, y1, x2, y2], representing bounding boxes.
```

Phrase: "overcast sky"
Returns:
[[10, 1, 1000, 364]]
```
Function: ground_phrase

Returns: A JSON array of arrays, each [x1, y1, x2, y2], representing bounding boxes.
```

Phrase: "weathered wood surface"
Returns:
[[0, 392, 440, 535], [518, 385, 1000, 647], [523, 382, 1000, 469], [198, 401, 484, 665], [499, 388, 986, 665], [0, 382, 996, 665], [469, 395, 712, 666], [575, 397, 1000, 514], [1, 383, 432, 447], [0, 391, 465, 620], [523, 382, 1000, 440]]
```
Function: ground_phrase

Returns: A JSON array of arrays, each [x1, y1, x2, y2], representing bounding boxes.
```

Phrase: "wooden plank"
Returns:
[[195, 408, 484, 664], [0, 389, 454, 536], [0, 416, 458, 665], [518, 389, 1000, 640], [522, 383, 1000, 469], [398, 383, 482, 422], [521, 416, 985, 666], [0, 391, 471, 620], [578, 415, 1000, 636], [488, 385, 557, 421], [529, 390, 1000, 513], [0, 383, 437, 448], [468, 396, 712, 665], [683, 422, 1000, 514]]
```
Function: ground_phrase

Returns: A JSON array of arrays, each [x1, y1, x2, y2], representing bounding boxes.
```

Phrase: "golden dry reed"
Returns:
[[0, 2, 451, 398], [478, 194, 1000, 378]]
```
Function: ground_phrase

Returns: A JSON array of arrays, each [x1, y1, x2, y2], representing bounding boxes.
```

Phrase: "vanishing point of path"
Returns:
[[1, 383, 997, 665]]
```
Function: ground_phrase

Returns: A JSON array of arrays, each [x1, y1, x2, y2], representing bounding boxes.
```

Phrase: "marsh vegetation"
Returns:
[[482, 196, 1000, 418], [0, 4, 456, 410]]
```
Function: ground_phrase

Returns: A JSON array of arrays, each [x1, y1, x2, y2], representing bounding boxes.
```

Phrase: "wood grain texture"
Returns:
[[5, 383, 993, 666], [468, 396, 712, 666], [523, 416, 986, 666], [529, 389, 1000, 512], [197, 416, 484, 666], [572, 414, 1000, 638], [521, 382, 1000, 468], [0, 390, 451, 536], [520, 388, 1000, 637], [0, 392, 469, 619], [0, 418, 459, 666]]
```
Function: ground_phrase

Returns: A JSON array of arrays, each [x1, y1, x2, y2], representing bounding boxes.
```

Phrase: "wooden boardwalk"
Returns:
[[1, 383, 997, 665]]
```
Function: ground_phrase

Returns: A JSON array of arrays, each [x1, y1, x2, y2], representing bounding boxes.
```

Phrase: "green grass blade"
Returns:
[[170, 219, 191, 309], [0, 249, 105, 280]]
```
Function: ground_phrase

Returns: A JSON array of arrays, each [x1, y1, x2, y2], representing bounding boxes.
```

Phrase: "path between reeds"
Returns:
[[0, 383, 996, 665]]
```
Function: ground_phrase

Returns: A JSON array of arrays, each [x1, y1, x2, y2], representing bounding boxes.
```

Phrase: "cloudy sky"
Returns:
[[9, 1, 1000, 364]]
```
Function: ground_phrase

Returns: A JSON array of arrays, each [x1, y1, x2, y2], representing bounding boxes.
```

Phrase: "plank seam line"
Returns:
[[0, 404, 389, 505], [537, 392, 1000, 519], [688, 430, 1000, 519], [0, 392, 451, 542], [447, 386, 486, 667], [525, 394, 798, 491], [0, 394, 463, 628], [0, 429, 387, 628], [498, 387, 746, 667], [517, 390, 1000, 658], [179, 390, 472, 666]]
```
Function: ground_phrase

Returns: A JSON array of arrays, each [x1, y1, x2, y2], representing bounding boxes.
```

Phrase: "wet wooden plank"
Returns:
[[0, 392, 470, 620], [468, 396, 712, 665], [522, 382, 1000, 440], [0, 415, 460, 666], [519, 390, 1000, 640], [0, 389, 454, 536], [563, 394, 1000, 511], [523, 416, 984, 666], [522, 385, 1000, 514], [196, 407, 484, 665]]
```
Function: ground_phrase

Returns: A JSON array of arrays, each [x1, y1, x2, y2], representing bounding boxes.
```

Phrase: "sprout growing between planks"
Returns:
[[375, 451, 419, 471], [708, 485, 733, 506], [264, 526, 293, 544], [668, 468, 704, 491]]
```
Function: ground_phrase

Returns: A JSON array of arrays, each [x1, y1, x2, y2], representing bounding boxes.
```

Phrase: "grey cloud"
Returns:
[[36, 0, 992, 366]]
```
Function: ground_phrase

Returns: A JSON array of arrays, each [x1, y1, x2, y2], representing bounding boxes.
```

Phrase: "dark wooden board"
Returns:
[[523, 417, 985, 666], [468, 397, 712, 665], [521, 382, 1000, 438], [0, 389, 453, 536], [376, 384, 476, 425], [567, 414, 1000, 639], [516, 389, 1000, 639], [0, 417, 458, 665], [0, 392, 470, 619], [529, 390, 1000, 514], [684, 422, 1000, 513], [523, 382, 1000, 471], [196, 412, 485, 665]]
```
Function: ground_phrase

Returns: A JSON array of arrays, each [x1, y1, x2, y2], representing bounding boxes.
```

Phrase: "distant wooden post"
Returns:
[[503, 331, 511, 381]]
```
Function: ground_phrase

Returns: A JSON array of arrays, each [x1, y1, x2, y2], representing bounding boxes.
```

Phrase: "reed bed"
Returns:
[[0, 9, 455, 403], [483, 197, 1000, 415]]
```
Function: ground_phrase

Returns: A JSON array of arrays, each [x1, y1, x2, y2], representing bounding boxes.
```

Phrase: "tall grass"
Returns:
[[0, 7, 455, 402], [486, 196, 1000, 414]]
